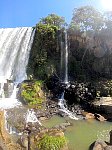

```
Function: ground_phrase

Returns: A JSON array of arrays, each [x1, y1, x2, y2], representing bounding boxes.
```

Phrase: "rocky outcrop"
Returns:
[[0, 111, 21, 150], [85, 113, 95, 120], [91, 140, 112, 150], [92, 97, 112, 121], [34, 128, 69, 150], [94, 113, 107, 122], [54, 121, 71, 131]]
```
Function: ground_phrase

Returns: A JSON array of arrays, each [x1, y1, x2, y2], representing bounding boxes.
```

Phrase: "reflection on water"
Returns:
[[42, 116, 112, 150]]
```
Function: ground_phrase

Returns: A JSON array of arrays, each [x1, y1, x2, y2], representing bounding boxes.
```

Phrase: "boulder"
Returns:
[[94, 113, 107, 122], [91, 140, 112, 150], [93, 140, 107, 150], [105, 146, 112, 150], [85, 113, 95, 119]]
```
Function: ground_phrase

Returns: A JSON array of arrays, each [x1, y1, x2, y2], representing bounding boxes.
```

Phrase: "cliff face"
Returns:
[[68, 32, 112, 80], [27, 28, 112, 81]]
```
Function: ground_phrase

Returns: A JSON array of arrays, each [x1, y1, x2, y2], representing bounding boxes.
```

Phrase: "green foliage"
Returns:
[[37, 134, 66, 150], [27, 14, 66, 80], [40, 14, 66, 28], [104, 11, 112, 29], [71, 6, 104, 31], [21, 81, 45, 107], [27, 7, 112, 80]]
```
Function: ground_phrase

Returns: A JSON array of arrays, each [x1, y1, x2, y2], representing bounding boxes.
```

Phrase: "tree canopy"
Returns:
[[71, 6, 104, 31], [39, 13, 66, 28]]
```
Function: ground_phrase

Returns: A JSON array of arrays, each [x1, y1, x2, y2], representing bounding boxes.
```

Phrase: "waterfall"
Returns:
[[0, 27, 35, 105], [58, 91, 78, 120], [0, 27, 42, 134], [59, 30, 78, 120], [64, 30, 68, 83], [10, 84, 18, 99], [0, 27, 34, 83], [60, 30, 68, 83]]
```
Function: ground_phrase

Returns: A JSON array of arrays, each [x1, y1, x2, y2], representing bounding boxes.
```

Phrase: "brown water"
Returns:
[[42, 116, 112, 150]]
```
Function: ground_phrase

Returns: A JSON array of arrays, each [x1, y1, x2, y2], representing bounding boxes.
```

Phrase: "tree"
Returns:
[[71, 6, 104, 32], [27, 14, 66, 79], [36, 14, 66, 59], [40, 13, 66, 28], [103, 11, 112, 34]]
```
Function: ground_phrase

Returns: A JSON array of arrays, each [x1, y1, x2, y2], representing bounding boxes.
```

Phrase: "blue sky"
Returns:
[[0, 0, 103, 28]]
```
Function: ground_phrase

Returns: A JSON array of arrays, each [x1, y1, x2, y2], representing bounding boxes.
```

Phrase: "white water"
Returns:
[[58, 92, 79, 120], [0, 83, 21, 109], [26, 109, 42, 125], [60, 30, 68, 83], [0, 27, 42, 135], [0, 27, 34, 108], [0, 98, 21, 110], [0, 27, 34, 83], [59, 31, 79, 120], [64, 30, 68, 83]]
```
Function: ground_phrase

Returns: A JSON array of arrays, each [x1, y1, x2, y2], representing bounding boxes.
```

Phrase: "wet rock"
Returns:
[[54, 131, 64, 137], [92, 140, 107, 150], [105, 146, 112, 150], [92, 97, 112, 120], [85, 113, 95, 119], [58, 111, 68, 117], [94, 113, 107, 122], [39, 117, 47, 121], [92, 140, 112, 150], [54, 121, 71, 130], [6, 107, 27, 132], [64, 82, 96, 105], [0, 111, 22, 150], [20, 132, 28, 148]]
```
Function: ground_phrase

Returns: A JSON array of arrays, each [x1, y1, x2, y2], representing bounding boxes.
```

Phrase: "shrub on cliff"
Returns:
[[21, 80, 45, 108]]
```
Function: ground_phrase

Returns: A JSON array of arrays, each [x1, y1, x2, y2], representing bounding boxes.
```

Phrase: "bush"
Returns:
[[21, 80, 45, 107], [37, 134, 66, 150]]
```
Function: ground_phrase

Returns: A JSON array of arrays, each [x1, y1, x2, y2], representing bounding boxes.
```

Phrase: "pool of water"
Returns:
[[42, 116, 112, 150]]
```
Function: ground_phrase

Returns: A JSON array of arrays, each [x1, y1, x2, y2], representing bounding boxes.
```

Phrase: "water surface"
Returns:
[[42, 116, 112, 150]]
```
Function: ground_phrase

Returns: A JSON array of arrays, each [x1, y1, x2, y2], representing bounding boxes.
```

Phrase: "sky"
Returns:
[[0, 0, 108, 28]]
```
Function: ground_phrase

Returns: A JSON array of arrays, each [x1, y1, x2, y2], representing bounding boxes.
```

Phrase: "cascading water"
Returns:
[[64, 30, 68, 84], [0, 27, 36, 122], [59, 30, 78, 120], [0, 27, 34, 83], [26, 109, 42, 125], [0, 27, 42, 134], [59, 92, 78, 120], [60, 30, 68, 83], [0, 27, 34, 102]]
